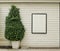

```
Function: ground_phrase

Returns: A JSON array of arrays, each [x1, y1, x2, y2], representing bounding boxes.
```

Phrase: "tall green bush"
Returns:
[[5, 5, 25, 41]]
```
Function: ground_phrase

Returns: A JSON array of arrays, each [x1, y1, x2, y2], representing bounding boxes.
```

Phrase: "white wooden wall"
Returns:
[[0, 0, 60, 2], [0, 3, 59, 47]]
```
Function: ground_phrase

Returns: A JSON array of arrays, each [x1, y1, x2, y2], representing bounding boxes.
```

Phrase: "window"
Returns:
[[31, 13, 47, 34]]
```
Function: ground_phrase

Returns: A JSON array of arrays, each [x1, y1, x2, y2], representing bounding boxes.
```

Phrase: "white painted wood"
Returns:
[[0, 0, 60, 3], [0, 49, 60, 51], [0, 3, 59, 47]]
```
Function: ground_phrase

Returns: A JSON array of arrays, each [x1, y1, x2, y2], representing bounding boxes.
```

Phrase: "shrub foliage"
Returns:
[[5, 5, 25, 41]]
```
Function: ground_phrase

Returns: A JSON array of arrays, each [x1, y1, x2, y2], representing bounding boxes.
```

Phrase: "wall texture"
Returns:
[[0, 0, 60, 2], [0, 49, 60, 51], [0, 3, 59, 47]]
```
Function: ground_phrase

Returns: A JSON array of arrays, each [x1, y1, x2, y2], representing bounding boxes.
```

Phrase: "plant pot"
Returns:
[[11, 41, 20, 49]]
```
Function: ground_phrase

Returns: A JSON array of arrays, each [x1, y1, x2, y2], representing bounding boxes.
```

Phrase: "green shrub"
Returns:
[[5, 5, 25, 41]]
